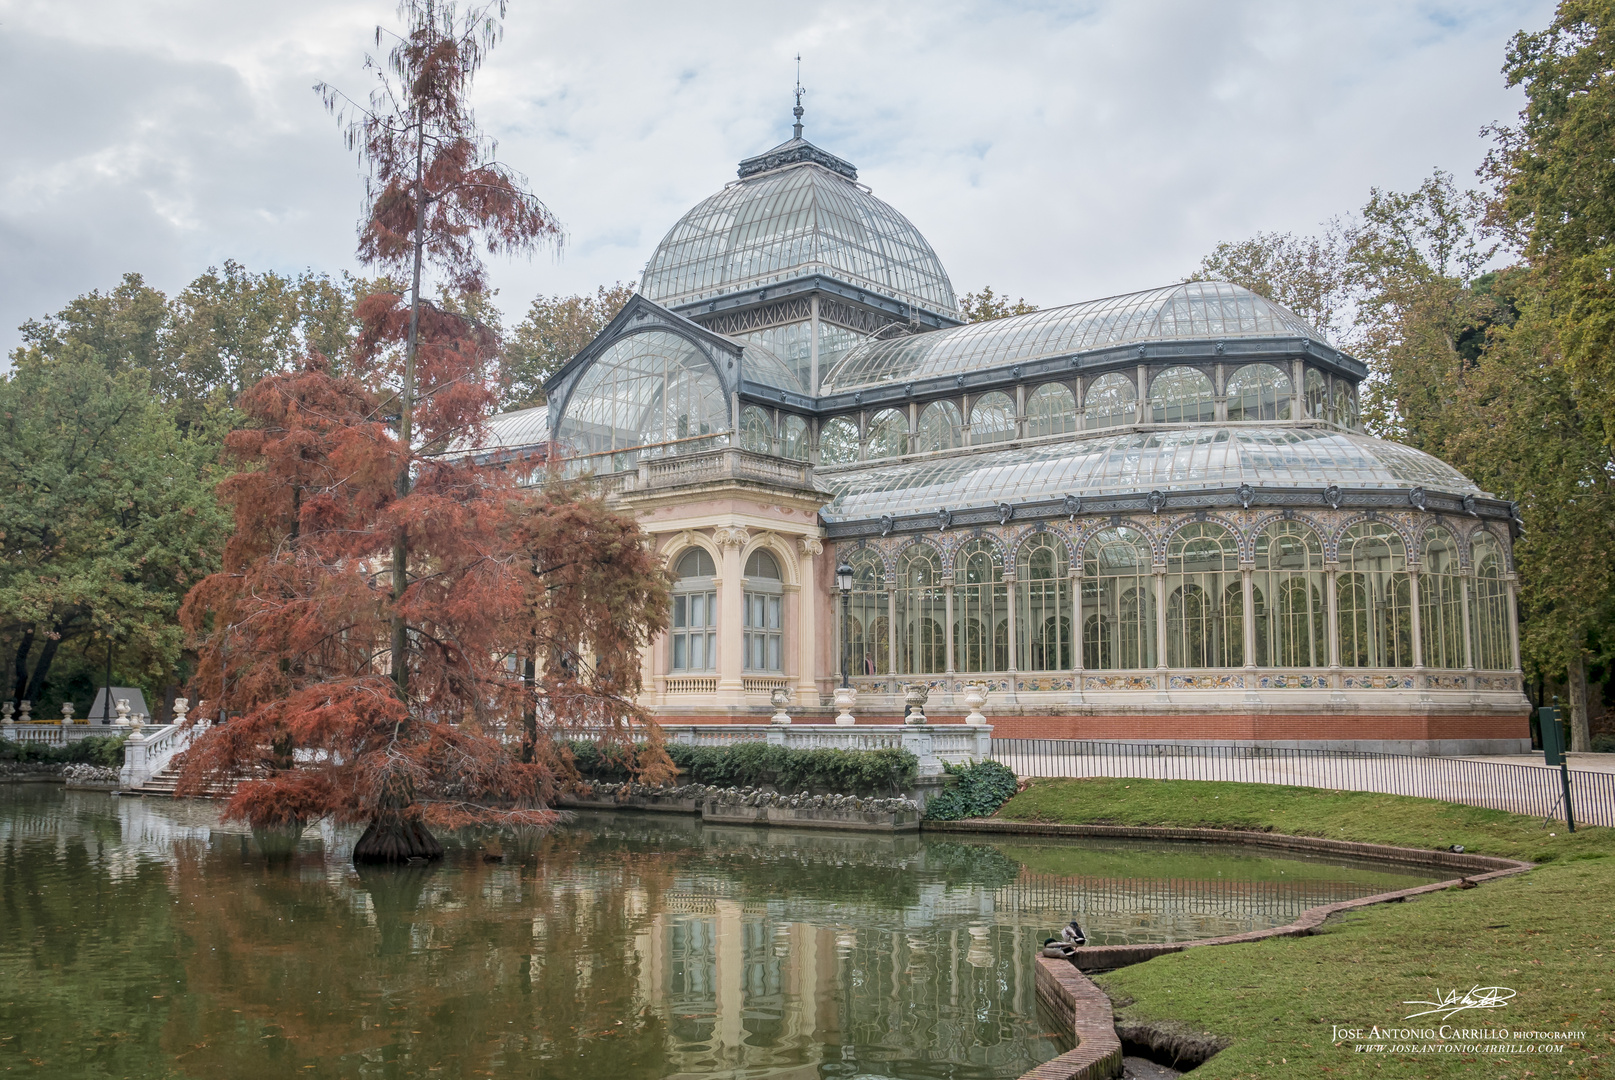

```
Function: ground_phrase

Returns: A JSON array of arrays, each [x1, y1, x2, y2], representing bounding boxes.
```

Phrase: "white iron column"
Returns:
[[810, 296, 821, 396], [944, 582, 955, 675], [887, 582, 899, 679], [1154, 568, 1169, 672], [1004, 573, 1018, 675], [1409, 570, 1425, 672], [796, 536, 821, 700], [1324, 561, 1341, 669], [1506, 574, 1522, 675], [1240, 562, 1257, 667], [715, 526, 749, 701]]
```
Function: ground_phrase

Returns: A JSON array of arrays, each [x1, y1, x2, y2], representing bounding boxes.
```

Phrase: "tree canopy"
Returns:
[[500, 282, 633, 408]]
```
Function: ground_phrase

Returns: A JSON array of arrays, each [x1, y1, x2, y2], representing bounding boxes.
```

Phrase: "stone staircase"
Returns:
[[121, 758, 242, 799]]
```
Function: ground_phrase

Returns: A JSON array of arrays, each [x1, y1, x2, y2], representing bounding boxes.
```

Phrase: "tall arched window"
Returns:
[[914, 400, 963, 453], [1149, 367, 1216, 424], [1333, 383, 1359, 429], [1254, 521, 1326, 667], [556, 331, 727, 460], [1165, 523, 1241, 667], [1338, 522, 1413, 667], [1083, 372, 1136, 429], [818, 416, 859, 465], [896, 545, 946, 674], [739, 405, 772, 454], [866, 408, 908, 459], [742, 549, 784, 672], [1304, 369, 1329, 421], [1471, 532, 1511, 670], [1026, 383, 1077, 439], [954, 538, 1008, 671], [780, 415, 809, 460], [969, 392, 1016, 445], [1083, 527, 1155, 669], [1225, 363, 1293, 421], [847, 550, 890, 676], [670, 547, 717, 672], [1420, 527, 1466, 669], [1017, 533, 1071, 670]]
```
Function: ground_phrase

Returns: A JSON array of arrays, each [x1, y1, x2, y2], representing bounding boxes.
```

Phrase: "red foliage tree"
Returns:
[[175, 0, 670, 861]]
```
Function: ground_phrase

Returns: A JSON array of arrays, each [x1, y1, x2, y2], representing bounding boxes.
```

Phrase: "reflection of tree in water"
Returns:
[[165, 834, 676, 1079]]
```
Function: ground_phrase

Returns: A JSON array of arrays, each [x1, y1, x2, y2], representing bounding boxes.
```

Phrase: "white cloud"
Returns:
[[0, 0, 1555, 354]]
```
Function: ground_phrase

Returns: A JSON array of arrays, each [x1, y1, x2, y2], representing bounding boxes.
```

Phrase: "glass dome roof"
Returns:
[[819, 425, 1481, 522], [640, 140, 959, 316], [822, 281, 1329, 392]]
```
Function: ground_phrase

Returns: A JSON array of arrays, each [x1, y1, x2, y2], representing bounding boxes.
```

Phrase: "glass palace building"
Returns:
[[492, 120, 1530, 753]]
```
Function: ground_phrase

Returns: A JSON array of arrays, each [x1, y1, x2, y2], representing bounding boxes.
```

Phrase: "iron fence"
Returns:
[[989, 739, 1615, 828]]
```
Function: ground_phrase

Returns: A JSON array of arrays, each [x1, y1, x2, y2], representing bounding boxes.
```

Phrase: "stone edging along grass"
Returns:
[[922, 818, 1533, 972]]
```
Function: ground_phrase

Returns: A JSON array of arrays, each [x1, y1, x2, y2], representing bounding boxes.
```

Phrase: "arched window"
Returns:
[[866, 408, 908, 459], [1420, 527, 1466, 670], [1254, 521, 1325, 667], [914, 400, 963, 453], [1471, 532, 1511, 670], [954, 538, 1008, 672], [1225, 363, 1293, 421], [739, 405, 772, 454], [1149, 367, 1216, 424], [818, 416, 859, 465], [780, 415, 809, 460], [742, 549, 784, 673], [847, 550, 890, 676], [1338, 522, 1413, 668], [1018, 533, 1071, 670], [670, 547, 717, 672], [1304, 369, 1329, 421], [1026, 383, 1077, 439], [556, 331, 728, 461], [1333, 383, 1359, 429], [1083, 527, 1155, 669], [1165, 523, 1241, 667], [969, 391, 1016, 445], [896, 545, 946, 674], [1083, 372, 1136, 429]]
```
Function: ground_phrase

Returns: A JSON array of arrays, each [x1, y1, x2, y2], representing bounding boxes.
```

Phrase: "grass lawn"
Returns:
[[997, 778, 1613, 1079]]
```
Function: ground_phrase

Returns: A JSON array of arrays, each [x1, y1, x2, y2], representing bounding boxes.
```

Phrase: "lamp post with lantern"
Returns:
[[836, 561, 854, 688]]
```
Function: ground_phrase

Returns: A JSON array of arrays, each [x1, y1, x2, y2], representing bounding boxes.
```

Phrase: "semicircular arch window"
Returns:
[[556, 331, 727, 462], [1026, 383, 1077, 438], [1082, 526, 1155, 669], [1226, 363, 1293, 421], [818, 416, 860, 465], [1083, 372, 1136, 429], [866, 408, 909, 460], [1337, 522, 1412, 668], [969, 391, 1016, 445], [848, 550, 890, 676], [914, 400, 963, 453], [1165, 523, 1241, 667], [1253, 521, 1325, 667], [1149, 366, 1216, 424], [780, 415, 810, 461], [896, 545, 945, 674], [1017, 532, 1071, 670], [1304, 369, 1329, 420], [670, 546, 717, 673], [1470, 532, 1511, 670], [740, 405, 773, 454], [1333, 383, 1360, 429], [1420, 527, 1466, 670]]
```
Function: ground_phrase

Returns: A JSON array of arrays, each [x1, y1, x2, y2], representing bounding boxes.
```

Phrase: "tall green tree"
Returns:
[[1190, 226, 1351, 342], [500, 283, 632, 408], [0, 359, 228, 710]]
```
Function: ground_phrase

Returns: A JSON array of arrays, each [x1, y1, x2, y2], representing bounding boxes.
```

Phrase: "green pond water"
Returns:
[[0, 786, 1444, 1079]]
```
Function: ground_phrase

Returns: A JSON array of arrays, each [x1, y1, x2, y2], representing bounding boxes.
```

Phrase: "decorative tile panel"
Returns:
[[1167, 673, 1246, 689], [1015, 677, 1075, 692], [1340, 674, 1416, 689], [1475, 675, 1520, 693], [1083, 674, 1158, 691], [1257, 673, 1329, 689]]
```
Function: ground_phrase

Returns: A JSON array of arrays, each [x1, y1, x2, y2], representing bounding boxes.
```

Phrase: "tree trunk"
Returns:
[[521, 651, 537, 763], [1568, 645, 1592, 753], [24, 623, 66, 704], [352, 766, 442, 864], [11, 626, 33, 705]]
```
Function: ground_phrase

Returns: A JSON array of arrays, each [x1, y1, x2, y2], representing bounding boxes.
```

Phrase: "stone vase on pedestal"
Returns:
[[833, 686, 857, 726], [963, 684, 988, 726], [903, 684, 928, 725], [769, 687, 792, 726]]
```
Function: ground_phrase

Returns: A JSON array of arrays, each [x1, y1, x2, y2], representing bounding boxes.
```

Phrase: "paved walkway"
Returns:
[[992, 744, 1615, 827]]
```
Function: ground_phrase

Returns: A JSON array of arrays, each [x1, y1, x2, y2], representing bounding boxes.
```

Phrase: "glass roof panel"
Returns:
[[442, 404, 549, 457], [736, 339, 802, 394], [821, 281, 1329, 392], [818, 426, 1481, 522], [641, 160, 958, 315]]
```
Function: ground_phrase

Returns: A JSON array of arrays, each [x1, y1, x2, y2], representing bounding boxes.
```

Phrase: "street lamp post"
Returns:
[[836, 561, 854, 689]]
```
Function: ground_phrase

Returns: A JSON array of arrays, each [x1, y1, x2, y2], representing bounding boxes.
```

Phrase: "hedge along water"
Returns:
[[567, 741, 919, 798]]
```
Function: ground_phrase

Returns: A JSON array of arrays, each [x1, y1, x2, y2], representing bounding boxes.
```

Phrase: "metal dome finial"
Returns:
[[792, 54, 805, 139]]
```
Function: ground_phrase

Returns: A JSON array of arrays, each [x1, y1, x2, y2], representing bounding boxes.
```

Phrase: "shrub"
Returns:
[[569, 740, 917, 796], [923, 760, 1019, 821], [1592, 733, 1615, 754], [0, 735, 126, 767]]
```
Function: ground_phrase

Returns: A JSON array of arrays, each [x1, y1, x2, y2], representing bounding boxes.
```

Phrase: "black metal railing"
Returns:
[[989, 739, 1615, 828]]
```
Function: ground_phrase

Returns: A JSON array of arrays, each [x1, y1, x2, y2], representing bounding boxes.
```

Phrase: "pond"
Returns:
[[0, 787, 1445, 1079]]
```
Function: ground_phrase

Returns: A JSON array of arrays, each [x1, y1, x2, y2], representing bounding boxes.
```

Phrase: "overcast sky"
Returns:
[[0, 0, 1556, 356]]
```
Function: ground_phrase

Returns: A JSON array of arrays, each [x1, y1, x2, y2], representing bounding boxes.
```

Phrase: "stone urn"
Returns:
[[173, 697, 190, 725], [116, 698, 136, 732], [903, 684, 928, 725], [833, 686, 857, 726], [0, 702, 12, 723], [17, 701, 32, 723], [963, 684, 988, 726], [769, 687, 792, 726], [60, 702, 75, 726]]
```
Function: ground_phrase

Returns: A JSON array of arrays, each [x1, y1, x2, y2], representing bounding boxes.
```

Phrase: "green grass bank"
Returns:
[[997, 778, 1612, 1079]]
